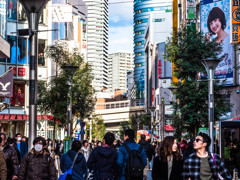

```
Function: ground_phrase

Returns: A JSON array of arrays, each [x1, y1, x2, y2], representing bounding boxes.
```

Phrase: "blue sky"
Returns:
[[108, 0, 133, 54]]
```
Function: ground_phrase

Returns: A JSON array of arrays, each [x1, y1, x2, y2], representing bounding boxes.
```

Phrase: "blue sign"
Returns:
[[75, 133, 80, 140], [80, 128, 85, 135]]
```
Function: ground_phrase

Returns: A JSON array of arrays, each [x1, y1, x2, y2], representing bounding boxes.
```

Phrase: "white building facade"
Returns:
[[108, 52, 134, 93], [83, 0, 109, 93]]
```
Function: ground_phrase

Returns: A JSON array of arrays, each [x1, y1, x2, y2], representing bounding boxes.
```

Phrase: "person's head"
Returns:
[[140, 134, 146, 140], [83, 140, 88, 147], [159, 136, 180, 162], [193, 132, 211, 151], [22, 136, 27, 142], [33, 136, 46, 152], [0, 133, 7, 147], [7, 138, 15, 145], [97, 141, 102, 147], [207, 7, 226, 35], [15, 133, 22, 142], [124, 129, 134, 141], [104, 132, 115, 146], [71, 140, 82, 152]]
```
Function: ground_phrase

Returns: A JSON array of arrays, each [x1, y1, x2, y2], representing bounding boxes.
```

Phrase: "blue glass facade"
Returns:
[[133, 0, 172, 99]]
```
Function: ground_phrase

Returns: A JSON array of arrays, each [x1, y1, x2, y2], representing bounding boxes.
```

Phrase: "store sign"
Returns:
[[231, 0, 240, 43], [9, 67, 26, 76], [187, 0, 196, 19], [0, 69, 13, 97], [198, 127, 209, 135]]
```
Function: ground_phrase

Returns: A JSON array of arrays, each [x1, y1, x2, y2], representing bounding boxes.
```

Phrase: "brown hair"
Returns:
[[207, 7, 226, 34], [158, 136, 181, 162]]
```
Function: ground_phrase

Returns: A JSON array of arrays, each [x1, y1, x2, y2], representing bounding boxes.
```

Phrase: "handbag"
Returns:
[[211, 153, 224, 180], [58, 153, 79, 180]]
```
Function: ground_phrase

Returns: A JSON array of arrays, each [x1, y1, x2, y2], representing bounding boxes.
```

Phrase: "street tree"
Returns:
[[38, 44, 95, 138], [165, 25, 231, 137], [86, 114, 106, 140]]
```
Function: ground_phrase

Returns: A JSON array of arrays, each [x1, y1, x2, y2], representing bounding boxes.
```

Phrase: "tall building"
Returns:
[[82, 0, 109, 93], [108, 52, 134, 93], [133, 0, 172, 100]]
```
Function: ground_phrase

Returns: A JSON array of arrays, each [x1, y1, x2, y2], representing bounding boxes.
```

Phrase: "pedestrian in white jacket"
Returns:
[[81, 140, 92, 161]]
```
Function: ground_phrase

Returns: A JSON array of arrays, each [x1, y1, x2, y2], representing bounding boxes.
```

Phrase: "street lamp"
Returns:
[[62, 65, 79, 138], [201, 58, 221, 153], [148, 106, 156, 142], [19, 0, 49, 149]]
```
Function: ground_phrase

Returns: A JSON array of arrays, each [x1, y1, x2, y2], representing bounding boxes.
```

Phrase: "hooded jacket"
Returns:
[[60, 150, 87, 180], [138, 139, 153, 160], [18, 148, 57, 180], [87, 145, 118, 180]]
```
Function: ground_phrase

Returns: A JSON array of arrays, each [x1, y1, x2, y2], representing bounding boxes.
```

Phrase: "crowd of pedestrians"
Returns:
[[0, 130, 235, 180]]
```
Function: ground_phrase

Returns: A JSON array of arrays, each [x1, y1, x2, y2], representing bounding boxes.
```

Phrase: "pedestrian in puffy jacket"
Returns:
[[0, 133, 19, 180], [87, 132, 118, 180], [0, 136, 7, 180], [152, 136, 183, 180], [18, 136, 57, 180], [117, 129, 147, 180], [60, 140, 87, 180]]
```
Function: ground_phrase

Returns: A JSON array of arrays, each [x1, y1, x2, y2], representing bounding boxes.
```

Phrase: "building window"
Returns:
[[11, 82, 25, 106], [38, 39, 46, 66], [135, 30, 144, 35], [136, 63, 143, 67], [136, 52, 144, 57], [135, 20, 143, 25], [135, 41, 144, 46], [135, 9, 142, 14], [7, 0, 17, 20]]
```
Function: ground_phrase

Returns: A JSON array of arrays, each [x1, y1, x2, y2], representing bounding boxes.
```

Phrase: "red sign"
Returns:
[[18, 68, 26, 76], [165, 125, 174, 131], [152, 88, 155, 107], [158, 60, 162, 79], [9, 67, 26, 76]]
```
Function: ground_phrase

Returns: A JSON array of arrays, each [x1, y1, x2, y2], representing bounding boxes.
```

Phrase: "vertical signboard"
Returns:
[[231, 0, 240, 43], [201, 0, 234, 86], [187, 0, 196, 19]]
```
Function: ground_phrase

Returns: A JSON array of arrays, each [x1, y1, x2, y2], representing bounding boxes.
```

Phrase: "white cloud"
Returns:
[[109, 26, 133, 53], [109, 16, 120, 23]]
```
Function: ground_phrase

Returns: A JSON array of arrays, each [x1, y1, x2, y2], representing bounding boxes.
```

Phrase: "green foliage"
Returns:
[[129, 113, 151, 136], [165, 26, 231, 137], [38, 45, 95, 127], [86, 115, 106, 140], [119, 121, 130, 140]]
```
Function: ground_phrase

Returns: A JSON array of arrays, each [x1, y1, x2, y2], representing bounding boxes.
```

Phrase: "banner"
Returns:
[[0, 69, 13, 97], [51, 4, 72, 23], [201, 0, 234, 86], [187, 0, 196, 19], [231, 0, 240, 43]]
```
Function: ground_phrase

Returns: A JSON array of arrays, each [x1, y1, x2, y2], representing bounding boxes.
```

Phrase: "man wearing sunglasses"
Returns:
[[182, 132, 231, 180]]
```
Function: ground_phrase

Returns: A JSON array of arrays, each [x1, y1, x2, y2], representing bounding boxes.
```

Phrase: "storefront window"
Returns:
[[38, 39, 46, 66], [11, 83, 25, 106], [7, 36, 29, 65], [7, 0, 17, 20], [0, 0, 6, 37]]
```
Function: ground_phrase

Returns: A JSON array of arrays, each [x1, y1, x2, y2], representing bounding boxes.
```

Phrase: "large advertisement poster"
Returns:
[[201, 0, 233, 86]]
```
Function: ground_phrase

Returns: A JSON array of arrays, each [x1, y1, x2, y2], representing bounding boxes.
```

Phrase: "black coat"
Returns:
[[87, 146, 118, 180], [152, 156, 183, 180]]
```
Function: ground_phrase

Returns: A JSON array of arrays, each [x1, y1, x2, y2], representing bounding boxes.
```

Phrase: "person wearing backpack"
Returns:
[[18, 136, 57, 180], [60, 140, 87, 180], [117, 129, 147, 180], [152, 136, 183, 180], [87, 132, 118, 180]]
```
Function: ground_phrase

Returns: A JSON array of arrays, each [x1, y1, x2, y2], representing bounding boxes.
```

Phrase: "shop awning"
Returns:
[[0, 114, 53, 121], [221, 115, 240, 128]]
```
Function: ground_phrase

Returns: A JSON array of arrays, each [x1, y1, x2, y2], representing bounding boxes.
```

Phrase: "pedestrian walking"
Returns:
[[152, 136, 183, 180], [182, 132, 232, 180], [0, 136, 7, 180], [60, 140, 87, 180], [87, 132, 118, 180], [14, 133, 28, 161], [18, 136, 57, 180], [81, 140, 92, 161], [117, 129, 147, 180], [0, 133, 19, 180], [138, 134, 153, 179]]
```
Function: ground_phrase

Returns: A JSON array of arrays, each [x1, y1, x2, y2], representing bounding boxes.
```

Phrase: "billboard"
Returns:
[[201, 0, 234, 86]]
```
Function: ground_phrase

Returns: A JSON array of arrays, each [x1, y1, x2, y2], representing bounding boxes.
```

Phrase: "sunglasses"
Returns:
[[194, 138, 203, 143]]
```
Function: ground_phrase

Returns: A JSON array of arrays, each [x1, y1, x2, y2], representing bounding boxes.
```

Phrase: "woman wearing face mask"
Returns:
[[18, 137, 57, 180], [152, 136, 183, 180]]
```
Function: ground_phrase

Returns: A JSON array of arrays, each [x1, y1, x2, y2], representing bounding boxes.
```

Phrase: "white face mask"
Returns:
[[35, 144, 43, 152], [17, 137, 22, 141]]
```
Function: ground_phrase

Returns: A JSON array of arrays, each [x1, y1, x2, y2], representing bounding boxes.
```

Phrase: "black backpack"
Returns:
[[123, 144, 144, 180]]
